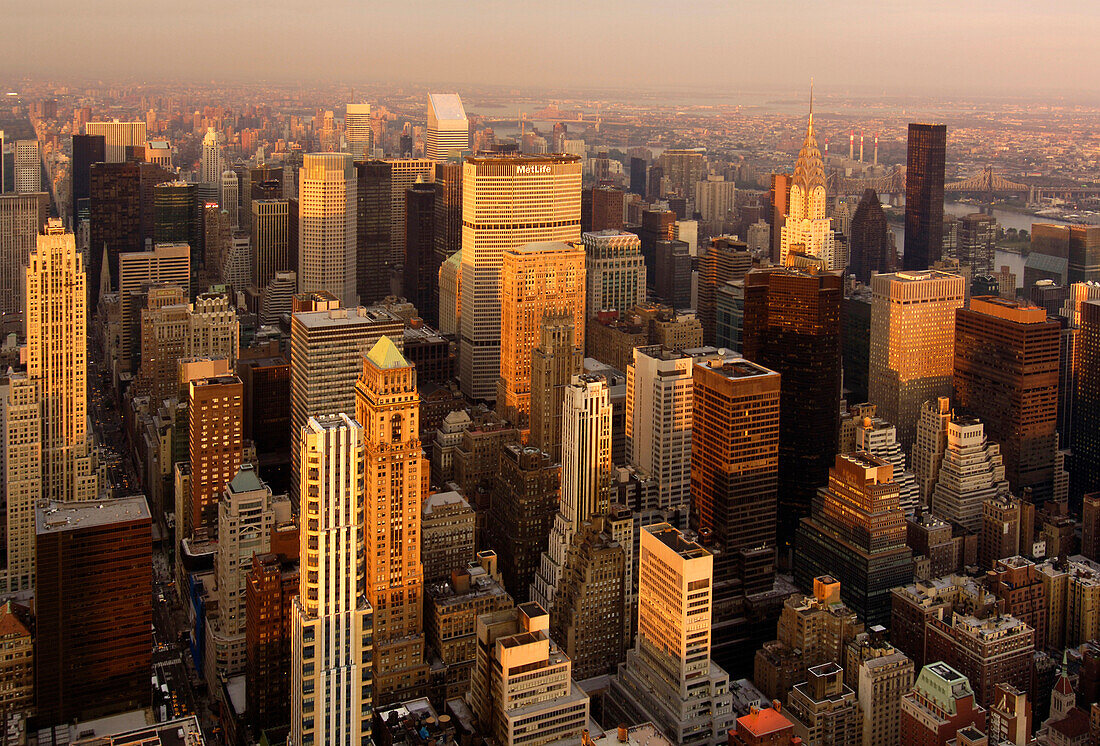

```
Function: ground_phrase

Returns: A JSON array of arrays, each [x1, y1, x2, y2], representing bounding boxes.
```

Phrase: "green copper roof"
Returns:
[[366, 335, 409, 370]]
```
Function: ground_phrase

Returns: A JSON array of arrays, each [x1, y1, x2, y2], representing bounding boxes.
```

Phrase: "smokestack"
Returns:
[[849, 130, 854, 161], [859, 130, 864, 163], [874, 133, 879, 166], [824, 138, 829, 156]]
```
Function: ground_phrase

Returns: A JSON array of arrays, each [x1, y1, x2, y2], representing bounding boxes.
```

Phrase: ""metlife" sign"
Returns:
[[515, 164, 552, 175]]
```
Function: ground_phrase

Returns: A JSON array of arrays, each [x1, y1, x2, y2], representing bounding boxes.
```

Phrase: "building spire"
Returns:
[[792, 84, 826, 197]]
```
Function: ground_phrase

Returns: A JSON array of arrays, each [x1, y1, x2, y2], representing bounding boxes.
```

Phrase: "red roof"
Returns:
[[1055, 672, 1075, 696], [1051, 708, 1090, 739], [738, 708, 793, 736]]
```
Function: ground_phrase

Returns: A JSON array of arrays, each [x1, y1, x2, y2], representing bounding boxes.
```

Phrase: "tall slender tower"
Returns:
[[0, 372, 41, 594], [529, 315, 583, 463], [903, 124, 947, 271], [780, 93, 839, 270], [201, 127, 225, 184], [355, 336, 429, 704], [0, 193, 47, 317], [291, 415, 373, 746], [25, 222, 96, 502], [298, 153, 357, 307], [426, 94, 469, 161], [459, 154, 582, 400], [344, 103, 372, 159]]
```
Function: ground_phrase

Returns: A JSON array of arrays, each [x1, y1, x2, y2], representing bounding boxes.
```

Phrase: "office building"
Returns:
[[780, 107, 839, 270], [246, 552, 299, 733], [626, 347, 696, 514], [786, 662, 861, 746], [421, 491, 475, 585], [200, 127, 225, 184], [795, 453, 914, 627], [251, 198, 295, 290], [290, 415, 373, 746], [260, 270, 297, 324], [486, 444, 560, 603], [144, 139, 172, 168], [849, 189, 895, 283], [187, 374, 243, 538], [697, 237, 752, 345], [900, 663, 986, 746], [958, 214, 996, 276], [695, 177, 737, 234], [288, 301, 403, 505], [856, 642, 914, 746], [638, 208, 676, 289], [426, 93, 469, 160], [433, 160, 462, 266], [868, 271, 966, 450], [979, 495, 1021, 569], [459, 154, 582, 400], [297, 153, 357, 306], [903, 124, 947, 271], [657, 149, 708, 202], [13, 141, 39, 193], [715, 280, 745, 352], [929, 414, 1009, 533], [468, 603, 590, 746], [531, 374, 612, 613], [987, 683, 1031, 746], [629, 157, 647, 196], [1031, 223, 1100, 285], [385, 158, 435, 265], [221, 169, 239, 229], [0, 601, 33, 718], [854, 416, 920, 517], [0, 192, 47, 316], [926, 611, 1034, 709], [583, 230, 646, 318], [654, 239, 691, 310], [71, 133, 105, 218], [117, 242, 190, 371], [403, 179, 439, 324], [0, 373, 40, 595], [152, 180, 199, 259], [954, 296, 1060, 499], [607, 524, 734, 746], [529, 314, 584, 462], [353, 159, 392, 305], [85, 120, 146, 163], [26, 223, 97, 502], [355, 337, 430, 704], [345, 103, 372, 158], [581, 186, 624, 233], [497, 241, 586, 423], [34, 496, 151, 726], [1073, 300, 1100, 496], [743, 266, 843, 539]]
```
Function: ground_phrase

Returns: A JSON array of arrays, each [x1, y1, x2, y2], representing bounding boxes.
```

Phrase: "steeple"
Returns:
[[792, 83, 826, 196]]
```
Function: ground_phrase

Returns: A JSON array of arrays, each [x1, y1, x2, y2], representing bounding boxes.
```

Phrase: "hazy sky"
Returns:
[[6, 1, 1100, 98]]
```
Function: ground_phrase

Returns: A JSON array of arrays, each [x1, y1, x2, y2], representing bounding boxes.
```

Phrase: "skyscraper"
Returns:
[[629, 157, 647, 196], [117, 242, 190, 371], [187, 374, 243, 537], [426, 93, 469, 160], [344, 103, 372, 159], [0, 192, 47, 316], [402, 180, 439, 324], [291, 415, 373, 746], [385, 158, 435, 265], [958, 213, 996, 276], [868, 270, 965, 450], [903, 124, 947, 271], [200, 127, 225, 184], [459, 154, 582, 400], [220, 169, 239, 230], [354, 160, 392, 305], [70, 133, 105, 219], [0, 372, 40, 594], [13, 141, 40, 193], [953, 296, 1060, 499], [1073, 300, 1100, 497], [780, 103, 839, 270], [583, 229, 646, 318], [848, 189, 895, 283], [355, 337, 430, 704], [698, 237, 753, 345], [742, 266, 842, 540], [529, 314, 584, 462], [25, 223, 96, 502], [251, 198, 295, 290], [795, 453, 914, 626], [497, 242, 586, 424], [85, 120, 146, 163], [929, 414, 1010, 533], [153, 180, 199, 256], [607, 523, 734, 746], [433, 160, 462, 265], [581, 186, 624, 233], [298, 153, 357, 307]]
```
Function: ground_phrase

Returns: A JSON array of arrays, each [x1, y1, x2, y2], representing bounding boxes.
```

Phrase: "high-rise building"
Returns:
[[385, 158, 435, 265], [626, 347, 696, 514], [854, 416, 920, 517], [487, 444, 560, 603], [152, 181, 199, 262], [583, 229, 646, 318], [246, 552, 299, 733], [903, 124, 947, 271], [497, 242, 586, 424], [695, 177, 737, 234], [780, 105, 839, 270], [298, 153, 357, 307], [34, 496, 151, 726], [849, 189, 895, 283], [786, 662, 862, 746], [420, 491, 475, 585], [868, 270, 966, 450], [117, 242, 190, 371], [288, 302, 403, 506], [354, 159, 392, 305], [0, 373, 40, 594], [529, 314, 584, 463], [954, 296, 1060, 499], [654, 239, 691, 310], [531, 374, 612, 613], [987, 683, 1031, 746], [900, 663, 986, 746], [581, 186, 624, 233], [657, 149, 708, 202], [290, 415, 373, 746], [345, 103, 372, 159], [607, 523, 735, 746], [403, 180, 439, 324], [912, 396, 954, 504], [0, 600, 33, 718], [200, 127, 225, 184], [957, 214, 996, 276], [251, 198, 295, 290], [0, 192, 47, 317], [979, 495, 1021, 570], [355, 337, 430, 704], [25, 223, 96, 502], [743, 266, 842, 539], [85, 120, 146, 163], [629, 157, 647, 196], [698, 237, 753, 345], [426, 94, 469, 160], [1073, 300, 1100, 496], [926, 610, 1034, 709], [71, 133, 105, 219], [221, 170, 240, 230], [856, 642, 914, 746], [795, 453, 914, 626], [929, 414, 1009, 533], [13, 141, 40, 193], [433, 160, 462, 266], [468, 602, 590, 746], [459, 154, 582, 400], [187, 374, 243, 537]]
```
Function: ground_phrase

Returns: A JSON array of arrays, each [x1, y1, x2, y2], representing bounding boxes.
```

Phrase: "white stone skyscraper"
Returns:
[[930, 413, 1010, 532], [583, 229, 647, 318], [291, 415, 373, 746], [344, 103, 372, 159], [13, 141, 40, 193], [426, 94, 469, 160], [0, 372, 41, 593], [201, 127, 225, 184], [459, 154, 582, 400], [25, 221, 96, 502], [220, 170, 239, 230], [779, 96, 840, 270], [854, 415, 921, 518], [297, 153, 357, 307], [531, 373, 612, 613]]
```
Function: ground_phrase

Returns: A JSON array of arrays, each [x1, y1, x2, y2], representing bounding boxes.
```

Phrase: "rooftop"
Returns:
[[227, 464, 266, 495], [697, 355, 778, 380], [366, 335, 410, 370], [292, 305, 402, 329], [645, 523, 710, 560], [428, 93, 467, 123], [465, 153, 581, 165], [36, 496, 151, 535]]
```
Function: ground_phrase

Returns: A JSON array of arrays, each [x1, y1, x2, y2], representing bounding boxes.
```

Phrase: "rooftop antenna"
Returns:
[[809, 78, 814, 124]]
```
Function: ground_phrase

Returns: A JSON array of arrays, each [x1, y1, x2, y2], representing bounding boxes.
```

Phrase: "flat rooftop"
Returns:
[[293, 305, 403, 328], [645, 523, 709, 559], [464, 153, 581, 165], [36, 495, 150, 535], [696, 355, 777, 380]]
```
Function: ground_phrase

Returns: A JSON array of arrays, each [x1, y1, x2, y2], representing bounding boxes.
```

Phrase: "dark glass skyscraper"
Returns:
[[433, 161, 462, 269], [903, 123, 947, 271], [71, 133, 105, 221], [849, 188, 895, 283], [403, 181, 438, 325], [153, 181, 200, 268], [629, 157, 647, 196], [354, 160, 392, 305], [742, 266, 843, 545]]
